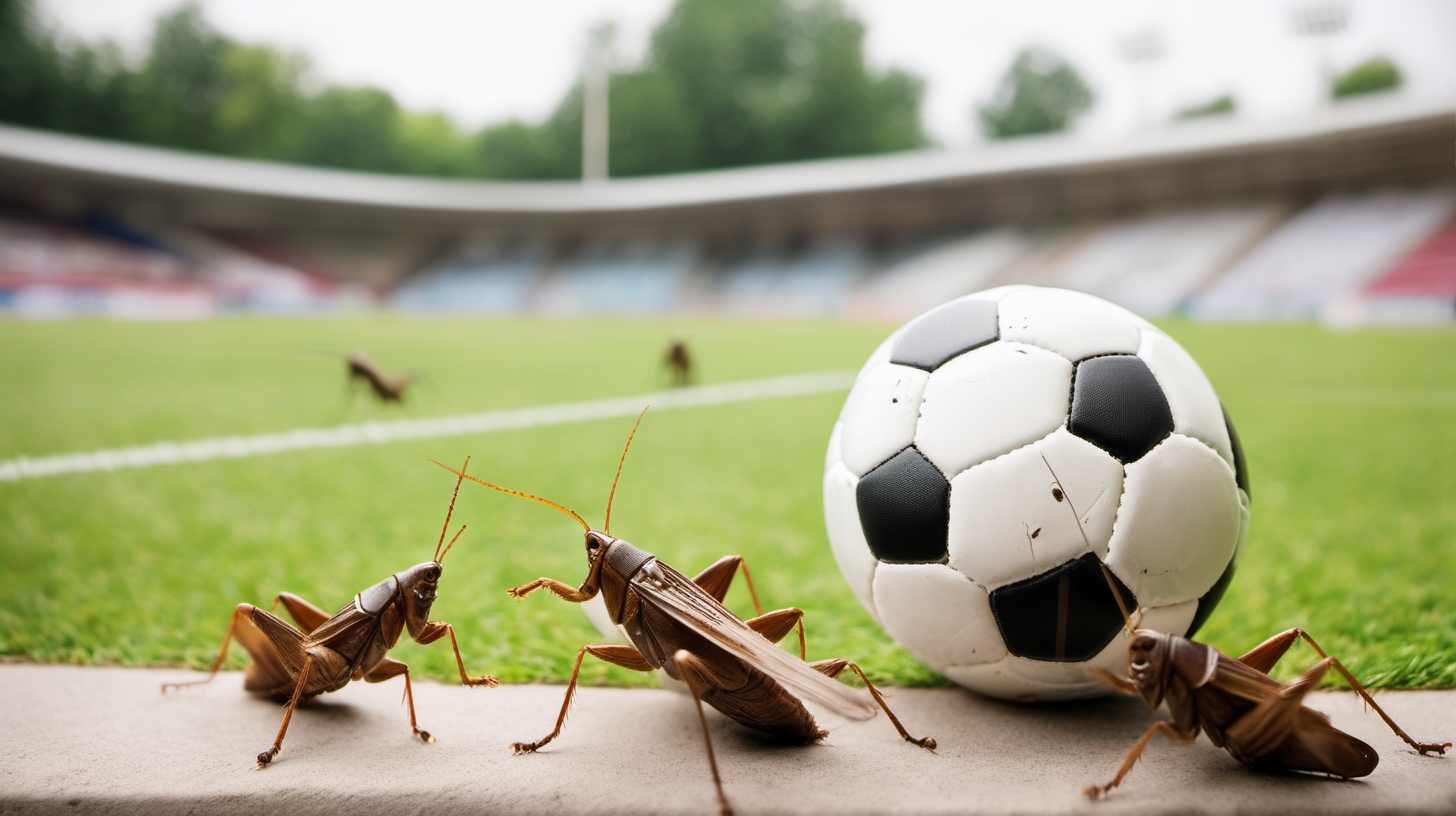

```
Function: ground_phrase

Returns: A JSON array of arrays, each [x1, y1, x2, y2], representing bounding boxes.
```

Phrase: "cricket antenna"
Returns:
[[1039, 454, 1137, 635], [604, 407, 648, 535], [439, 525, 466, 563], [429, 459, 592, 533], [436, 456, 469, 562]]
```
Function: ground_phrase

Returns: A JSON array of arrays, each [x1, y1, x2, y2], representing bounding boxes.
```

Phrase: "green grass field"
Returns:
[[1, 317, 1452, 690]]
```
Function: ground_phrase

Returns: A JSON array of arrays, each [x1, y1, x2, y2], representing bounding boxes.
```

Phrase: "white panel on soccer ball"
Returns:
[[1108, 434, 1241, 607], [851, 327, 903, 388], [871, 563, 1006, 670], [948, 428, 1123, 590], [915, 342, 1072, 477], [945, 656, 1106, 702], [996, 655, 1123, 701], [838, 362, 930, 476], [1140, 598, 1200, 639], [1082, 599, 1200, 677], [823, 462, 879, 620], [825, 421, 845, 474], [998, 287, 1146, 362], [1137, 329, 1234, 468]]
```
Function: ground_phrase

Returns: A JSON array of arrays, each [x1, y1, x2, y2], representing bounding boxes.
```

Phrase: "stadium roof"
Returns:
[[1, 94, 1451, 238]]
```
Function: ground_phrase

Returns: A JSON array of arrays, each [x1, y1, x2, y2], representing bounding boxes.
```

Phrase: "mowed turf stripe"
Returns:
[[0, 370, 856, 482]]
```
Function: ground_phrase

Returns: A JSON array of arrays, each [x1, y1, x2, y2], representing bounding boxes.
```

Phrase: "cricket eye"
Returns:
[[424, 567, 441, 583]]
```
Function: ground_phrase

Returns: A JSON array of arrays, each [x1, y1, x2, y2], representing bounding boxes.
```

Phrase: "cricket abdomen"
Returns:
[[243, 644, 352, 700], [700, 662, 827, 744]]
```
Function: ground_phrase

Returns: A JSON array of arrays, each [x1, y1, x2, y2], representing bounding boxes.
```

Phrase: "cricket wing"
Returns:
[[1255, 708, 1379, 778], [634, 560, 877, 720], [1209, 650, 1285, 702], [303, 598, 389, 668], [1217, 651, 1379, 778], [237, 607, 303, 693]]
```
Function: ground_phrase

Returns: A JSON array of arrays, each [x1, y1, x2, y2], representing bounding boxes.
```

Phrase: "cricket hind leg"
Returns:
[[743, 608, 807, 660], [809, 658, 935, 749], [693, 556, 758, 610], [672, 649, 736, 816], [1241, 628, 1450, 757], [694, 556, 806, 659], [257, 653, 317, 767], [512, 644, 655, 755], [1222, 655, 1377, 777], [162, 604, 292, 694], [1236, 628, 1303, 673], [1291, 629, 1449, 757], [270, 592, 332, 634]]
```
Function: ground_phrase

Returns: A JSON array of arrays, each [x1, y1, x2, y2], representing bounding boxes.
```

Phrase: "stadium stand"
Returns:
[[534, 237, 697, 315], [1351, 220, 1456, 323], [391, 238, 547, 314], [1189, 187, 1455, 321], [844, 229, 1042, 321], [708, 236, 866, 317], [0, 209, 348, 318], [1, 94, 1452, 322], [1029, 203, 1292, 317]]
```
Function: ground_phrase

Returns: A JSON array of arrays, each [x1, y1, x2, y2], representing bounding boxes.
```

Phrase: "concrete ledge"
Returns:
[[2, 664, 1453, 815]]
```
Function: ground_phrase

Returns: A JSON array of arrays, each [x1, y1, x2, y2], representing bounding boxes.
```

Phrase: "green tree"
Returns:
[[134, 2, 232, 150], [480, 0, 927, 179], [977, 47, 1094, 139], [605, 70, 697, 177], [475, 105, 581, 181], [0, 0, 67, 128], [396, 111, 479, 177], [615, 0, 926, 174], [295, 85, 406, 172], [211, 44, 310, 160], [1331, 56, 1402, 99], [1175, 94, 1236, 120], [3, 0, 927, 180], [0, 0, 151, 143]]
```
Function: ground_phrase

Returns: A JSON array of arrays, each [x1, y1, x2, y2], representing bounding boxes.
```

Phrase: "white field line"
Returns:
[[0, 371, 856, 483]]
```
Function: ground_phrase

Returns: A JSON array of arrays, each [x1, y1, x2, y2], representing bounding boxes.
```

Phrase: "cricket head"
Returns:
[[1125, 629, 1216, 710], [585, 529, 658, 625], [396, 560, 446, 624], [1125, 630, 1173, 708]]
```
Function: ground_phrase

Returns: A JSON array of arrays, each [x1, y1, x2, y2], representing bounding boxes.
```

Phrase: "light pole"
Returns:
[[1117, 29, 1165, 131], [582, 21, 615, 183], [1292, 3, 1350, 105]]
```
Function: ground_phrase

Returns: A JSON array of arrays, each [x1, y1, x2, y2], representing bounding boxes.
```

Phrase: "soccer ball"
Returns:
[[823, 285, 1250, 701]]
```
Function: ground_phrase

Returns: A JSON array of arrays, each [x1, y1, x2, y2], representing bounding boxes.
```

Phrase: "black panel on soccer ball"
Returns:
[[855, 446, 950, 564], [989, 554, 1138, 663], [1223, 404, 1250, 498], [889, 297, 1000, 372], [1185, 554, 1237, 639], [1068, 355, 1174, 463]]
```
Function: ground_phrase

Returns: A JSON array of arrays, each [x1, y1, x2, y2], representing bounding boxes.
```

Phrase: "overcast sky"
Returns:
[[36, 0, 1456, 148]]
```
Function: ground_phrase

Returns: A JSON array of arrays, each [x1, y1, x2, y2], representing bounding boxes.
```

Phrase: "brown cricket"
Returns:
[[161, 458, 498, 767], [662, 339, 693, 387], [435, 412, 935, 816], [346, 350, 415, 403], [1034, 457, 1451, 798]]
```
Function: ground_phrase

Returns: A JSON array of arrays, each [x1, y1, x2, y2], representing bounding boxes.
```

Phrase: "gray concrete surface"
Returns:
[[1, 663, 1452, 816]]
